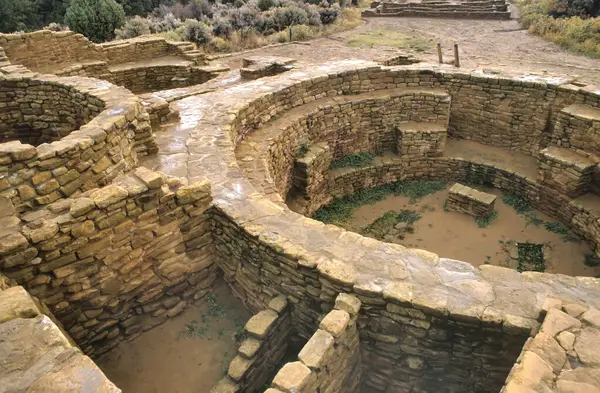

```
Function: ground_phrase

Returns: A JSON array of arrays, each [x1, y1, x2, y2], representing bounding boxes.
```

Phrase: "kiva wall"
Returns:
[[0, 168, 216, 357]]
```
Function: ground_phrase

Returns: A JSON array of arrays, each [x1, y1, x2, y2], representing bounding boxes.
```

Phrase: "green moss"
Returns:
[[517, 242, 546, 272], [474, 211, 498, 228], [361, 209, 421, 240], [502, 193, 531, 214], [584, 253, 600, 267], [329, 152, 376, 169], [295, 143, 310, 158]]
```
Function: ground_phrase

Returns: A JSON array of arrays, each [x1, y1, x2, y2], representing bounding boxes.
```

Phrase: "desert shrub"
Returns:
[[149, 12, 183, 33], [518, 0, 600, 56], [178, 18, 212, 45], [227, 5, 261, 30], [274, 5, 309, 30], [290, 23, 315, 40], [255, 11, 279, 33], [212, 18, 234, 37], [319, 4, 341, 24], [258, 0, 277, 11], [115, 15, 151, 39], [44, 22, 68, 31], [208, 36, 233, 51], [189, 0, 214, 18], [65, 0, 126, 42]]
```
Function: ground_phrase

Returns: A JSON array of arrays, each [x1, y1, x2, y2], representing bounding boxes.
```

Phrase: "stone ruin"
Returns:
[[1, 29, 600, 393], [363, 0, 511, 19]]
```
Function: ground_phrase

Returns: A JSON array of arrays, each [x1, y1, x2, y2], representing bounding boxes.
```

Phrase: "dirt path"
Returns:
[[218, 15, 600, 85]]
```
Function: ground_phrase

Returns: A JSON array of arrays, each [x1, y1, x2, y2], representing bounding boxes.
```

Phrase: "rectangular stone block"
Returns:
[[446, 183, 496, 218]]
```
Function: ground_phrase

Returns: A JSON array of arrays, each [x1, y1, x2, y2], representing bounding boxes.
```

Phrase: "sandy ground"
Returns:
[[97, 280, 251, 393], [218, 14, 600, 85], [346, 186, 600, 277]]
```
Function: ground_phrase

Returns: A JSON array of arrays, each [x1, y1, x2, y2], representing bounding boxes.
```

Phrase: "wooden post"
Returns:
[[437, 43, 443, 64], [289, 26, 293, 42], [453, 43, 460, 68]]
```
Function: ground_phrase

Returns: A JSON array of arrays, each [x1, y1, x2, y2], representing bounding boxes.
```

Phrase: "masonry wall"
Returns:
[[110, 65, 218, 94], [0, 168, 217, 357], [0, 75, 157, 213], [268, 294, 362, 393], [0, 78, 104, 146], [257, 89, 450, 199], [100, 36, 185, 65], [213, 295, 292, 393], [0, 30, 108, 74]]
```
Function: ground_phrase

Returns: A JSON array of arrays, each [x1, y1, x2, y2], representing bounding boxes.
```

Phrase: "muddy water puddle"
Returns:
[[346, 187, 600, 277], [97, 280, 251, 393]]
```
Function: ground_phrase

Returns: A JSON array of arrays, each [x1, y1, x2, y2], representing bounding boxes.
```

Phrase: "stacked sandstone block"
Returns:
[[537, 147, 597, 198], [552, 104, 600, 155], [0, 167, 216, 356], [363, 0, 511, 19], [240, 56, 295, 80], [501, 298, 600, 393], [0, 283, 120, 392], [212, 295, 291, 393], [268, 293, 362, 393], [447, 183, 496, 218], [0, 74, 158, 212], [292, 142, 333, 209], [396, 122, 448, 158]]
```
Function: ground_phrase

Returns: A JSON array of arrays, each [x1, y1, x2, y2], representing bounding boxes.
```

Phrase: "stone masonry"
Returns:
[[268, 293, 362, 393], [537, 146, 598, 198], [447, 183, 497, 218], [212, 295, 292, 393]]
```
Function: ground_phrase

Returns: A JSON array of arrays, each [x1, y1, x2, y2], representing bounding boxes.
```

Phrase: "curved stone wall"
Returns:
[[0, 77, 104, 146], [0, 74, 156, 212], [176, 61, 600, 393], [110, 64, 219, 94]]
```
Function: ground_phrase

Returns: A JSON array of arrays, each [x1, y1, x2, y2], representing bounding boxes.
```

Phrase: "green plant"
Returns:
[[65, 0, 125, 42], [361, 209, 421, 240], [178, 19, 212, 46], [517, 242, 546, 272], [329, 152, 376, 169], [475, 211, 498, 228], [115, 15, 151, 39], [524, 212, 544, 227], [502, 193, 531, 214], [584, 252, 600, 267], [295, 143, 310, 158], [544, 221, 580, 242], [392, 180, 447, 203]]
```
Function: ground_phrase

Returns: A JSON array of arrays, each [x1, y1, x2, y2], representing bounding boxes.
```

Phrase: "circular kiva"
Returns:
[[0, 73, 156, 212]]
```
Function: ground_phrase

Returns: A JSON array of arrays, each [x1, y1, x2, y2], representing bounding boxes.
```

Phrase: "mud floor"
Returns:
[[346, 187, 600, 277], [97, 280, 251, 393]]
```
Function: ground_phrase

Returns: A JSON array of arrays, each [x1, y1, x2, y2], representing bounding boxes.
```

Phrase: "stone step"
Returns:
[[396, 121, 448, 133], [560, 104, 600, 122]]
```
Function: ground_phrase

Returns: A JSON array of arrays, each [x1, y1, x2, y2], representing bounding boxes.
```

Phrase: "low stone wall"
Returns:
[[0, 73, 157, 213], [0, 284, 120, 392], [0, 30, 108, 75], [268, 294, 362, 393], [363, 0, 511, 19], [100, 36, 185, 65], [447, 183, 496, 218], [396, 122, 447, 157], [537, 147, 598, 198], [110, 64, 219, 94], [551, 103, 600, 155], [213, 295, 292, 393], [0, 76, 104, 146], [292, 142, 333, 209], [501, 299, 600, 393], [0, 168, 216, 357]]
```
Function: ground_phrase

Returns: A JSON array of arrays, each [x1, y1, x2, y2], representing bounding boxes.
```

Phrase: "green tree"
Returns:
[[0, 0, 37, 32], [65, 0, 125, 42]]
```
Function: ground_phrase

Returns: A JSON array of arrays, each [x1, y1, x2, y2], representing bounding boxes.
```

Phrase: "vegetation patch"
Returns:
[[361, 209, 421, 241], [475, 211, 498, 228], [313, 180, 447, 224], [517, 0, 600, 57], [584, 252, 600, 267], [517, 242, 546, 272], [295, 142, 310, 158], [544, 221, 580, 242], [181, 293, 245, 343], [329, 152, 376, 169], [502, 193, 531, 214]]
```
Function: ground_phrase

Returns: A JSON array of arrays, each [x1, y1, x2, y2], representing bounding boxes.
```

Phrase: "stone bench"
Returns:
[[446, 183, 496, 218], [240, 56, 295, 80], [537, 147, 598, 198], [396, 121, 448, 158]]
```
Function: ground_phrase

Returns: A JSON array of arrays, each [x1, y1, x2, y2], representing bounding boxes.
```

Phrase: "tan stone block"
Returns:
[[268, 294, 288, 314], [298, 329, 334, 369], [335, 293, 361, 316], [238, 338, 261, 358], [91, 185, 128, 209], [69, 197, 95, 218], [557, 331, 575, 352], [176, 180, 211, 204], [319, 309, 350, 338], [541, 309, 581, 338], [134, 167, 164, 189], [228, 355, 253, 381], [0, 232, 29, 256], [582, 308, 600, 328], [556, 380, 600, 393], [574, 328, 600, 366], [0, 286, 41, 323], [245, 309, 278, 339], [526, 332, 566, 373], [25, 221, 59, 243], [272, 362, 312, 393]]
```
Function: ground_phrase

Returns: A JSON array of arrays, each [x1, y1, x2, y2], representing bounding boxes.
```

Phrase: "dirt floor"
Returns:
[[345, 186, 600, 277], [97, 280, 251, 393], [218, 11, 600, 85]]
